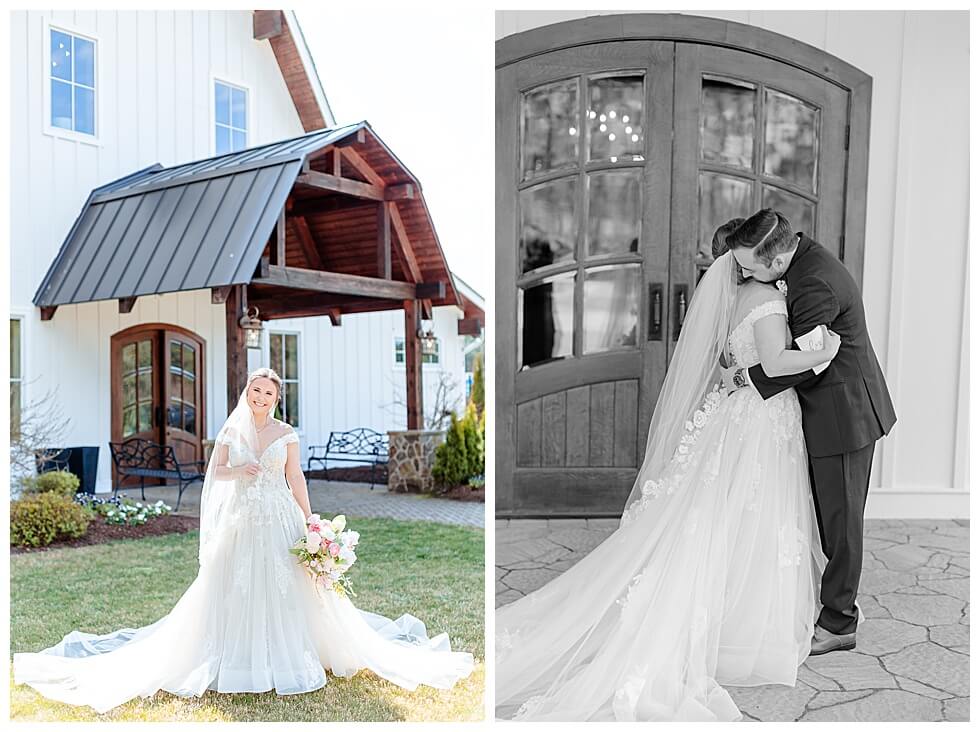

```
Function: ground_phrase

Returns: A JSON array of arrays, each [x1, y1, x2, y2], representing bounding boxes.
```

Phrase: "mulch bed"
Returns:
[[10, 514, 200, 555], [306, 467, 485, 503], [434, 485, 486, 503]]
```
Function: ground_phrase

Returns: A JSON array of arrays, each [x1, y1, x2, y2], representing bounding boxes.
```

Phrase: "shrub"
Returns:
[[432, 412, 470, 488], [74, 494, 172, 526], [462, 402, 484, 478], [19, 469, 80, 498], [470, 353, 485, 416], [10, 492, 91, 547]]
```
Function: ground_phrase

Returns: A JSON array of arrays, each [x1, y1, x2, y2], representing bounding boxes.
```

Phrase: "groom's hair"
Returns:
[[726, 209, 796, 266]]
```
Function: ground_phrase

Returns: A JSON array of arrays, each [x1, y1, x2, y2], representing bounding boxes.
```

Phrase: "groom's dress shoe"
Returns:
[[809, 624, 856, 656]]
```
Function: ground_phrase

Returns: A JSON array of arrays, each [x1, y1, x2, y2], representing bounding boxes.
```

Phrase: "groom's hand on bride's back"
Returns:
[[721, 364, 739, 395]]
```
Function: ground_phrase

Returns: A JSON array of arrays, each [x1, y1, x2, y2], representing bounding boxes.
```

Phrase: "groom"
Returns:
[[721, 208, 896, 655]]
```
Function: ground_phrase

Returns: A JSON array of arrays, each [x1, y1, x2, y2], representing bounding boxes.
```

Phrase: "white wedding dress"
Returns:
[[496, 293, 824, 722], [14, 428, 474, 713]]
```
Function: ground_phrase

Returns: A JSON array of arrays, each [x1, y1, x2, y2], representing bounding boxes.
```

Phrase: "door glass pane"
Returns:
[[10, 319, 20, 378], [122, 343, 136, 375], [137, 371, 152, 401], [519, 178, 577, 273], [138, 401, 152, 432], [699, 172, 754, 265], [765, 89, 819, 192], [583, 264, 641, 354], [168, 398, 182, 428], [522, 79, 578, 180], [587, 74, 644, 162], [122, 405, 137, 437], [182, 375, 195, 403], [182, 344, 195, 376], [138, 339, 151, 368], [122, 374, 136, 407], [700, 76, 757, 170], [763, 186, 815, 237], [170, 371, 182, 402], [184, 404, 196, 434], [587, 170, 641, 257], [518, 272, 575, 369]]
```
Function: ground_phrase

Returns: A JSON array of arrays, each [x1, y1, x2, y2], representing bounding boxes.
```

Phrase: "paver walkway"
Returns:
[[115, 479, 484, 527], [496, 518, 969, 722]]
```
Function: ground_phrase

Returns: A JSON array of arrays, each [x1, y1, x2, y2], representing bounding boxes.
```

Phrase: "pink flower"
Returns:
[[321, 538, 331, 552], [328, 542, 341, 557]]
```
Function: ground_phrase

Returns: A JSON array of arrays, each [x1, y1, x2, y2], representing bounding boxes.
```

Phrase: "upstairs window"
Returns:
[[215, 80, 248, 154], [49, 27, 96, 136]]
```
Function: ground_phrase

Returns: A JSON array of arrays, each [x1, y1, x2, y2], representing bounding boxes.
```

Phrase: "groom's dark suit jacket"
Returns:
[[748, 234, 897, 457]]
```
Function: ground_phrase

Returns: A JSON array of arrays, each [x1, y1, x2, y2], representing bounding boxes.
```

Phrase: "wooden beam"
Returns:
[[274, 208, 286, 266], [118, 296, 137, 314], [421, 300, 433, 321], [327, 308, 342, 326], [415, 281, 446, 299], [457, 317, 482, 336], [384, 183, 416, 201], [289, 216, 325, 270], [255, 264, 417, 300], [247, 293, 408, 319], [211, 286, 233, 304], [330, 149, 341, 176], [40, 306, 57, 321], [225, 285, 248, 416], [339, 147, 385, 187], [252, 10, 284, 40], [404, 299, 423, 430], [295, 171, 384, 201], [254, 255, 270, 280], [377, 202, 392, 280], [335, 128, 366, 147], [388, 203, 423, 282]]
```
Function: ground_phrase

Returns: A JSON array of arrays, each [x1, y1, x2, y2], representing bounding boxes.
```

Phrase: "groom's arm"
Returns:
[[747, 276, 841, 400]]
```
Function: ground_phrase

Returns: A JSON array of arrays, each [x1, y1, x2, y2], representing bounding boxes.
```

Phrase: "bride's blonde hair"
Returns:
[[247, 367, 283, 404]]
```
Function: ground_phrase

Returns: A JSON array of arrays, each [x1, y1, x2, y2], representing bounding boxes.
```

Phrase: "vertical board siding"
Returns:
[[540, 392, 566, 466], [565, 385, 591, 467], [613, 380, 639, 467], [516, 398, 542, 467], [588, 382, 616, 467]]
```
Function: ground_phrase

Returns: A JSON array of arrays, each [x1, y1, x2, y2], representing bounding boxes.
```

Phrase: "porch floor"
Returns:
[[495, 518, 969, 722]]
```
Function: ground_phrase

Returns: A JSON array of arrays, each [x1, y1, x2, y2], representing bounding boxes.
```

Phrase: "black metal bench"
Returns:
[[307, 428, 389, 489], [108, 439, 206, 511]]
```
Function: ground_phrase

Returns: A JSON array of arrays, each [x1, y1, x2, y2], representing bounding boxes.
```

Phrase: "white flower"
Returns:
[[677, 444, 688, 455], [684, 420, 695, 431], [305, 531, 321, 553], [681, 434, 695, 445], [342, 530, 360, 548], [641, 479, 658, 496], [693, 410, 707, 428], [776, 279, 788, 296], [339, 547, 356, 565], [320, 525, 336, 541], [330, 515, 347, 532]]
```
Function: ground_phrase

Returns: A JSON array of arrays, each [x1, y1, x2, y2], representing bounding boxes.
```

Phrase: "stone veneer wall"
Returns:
[[387, 430, 445, 493]]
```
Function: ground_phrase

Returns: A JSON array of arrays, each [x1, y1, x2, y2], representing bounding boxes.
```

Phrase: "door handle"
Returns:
[[647, 283, 664, 341], [673, 284, 689, 341]]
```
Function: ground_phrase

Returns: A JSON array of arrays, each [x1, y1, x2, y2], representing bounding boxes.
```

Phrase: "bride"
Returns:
[[495, 221, 841, 722], [14, 367, 474, 713]]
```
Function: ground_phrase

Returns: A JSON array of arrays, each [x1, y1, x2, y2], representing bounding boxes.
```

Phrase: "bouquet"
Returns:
[[289, 513, 359, 597]]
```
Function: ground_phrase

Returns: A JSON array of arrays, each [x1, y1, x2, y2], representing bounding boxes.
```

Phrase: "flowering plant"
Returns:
[[289, 513, 359, 597], [74, 494, 172, 526]]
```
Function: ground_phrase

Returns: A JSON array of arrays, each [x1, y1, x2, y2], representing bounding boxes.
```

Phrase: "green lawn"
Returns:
[[10, 517, 485, 722]]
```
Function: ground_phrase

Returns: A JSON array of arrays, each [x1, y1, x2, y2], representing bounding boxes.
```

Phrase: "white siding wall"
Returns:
[[496, 10, 969, 518]]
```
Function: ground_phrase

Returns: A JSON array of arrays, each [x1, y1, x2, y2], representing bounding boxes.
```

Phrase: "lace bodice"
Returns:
[[227, 429, 300, 525], [727, 298, 789, 368]]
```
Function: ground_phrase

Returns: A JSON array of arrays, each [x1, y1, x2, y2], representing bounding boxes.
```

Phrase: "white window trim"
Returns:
[[391, 335, 442, 369], [42, 17, 102, 146], [209, 73, 255, 156], [9, 310, 28, 418], [268, 329, 302, 432]]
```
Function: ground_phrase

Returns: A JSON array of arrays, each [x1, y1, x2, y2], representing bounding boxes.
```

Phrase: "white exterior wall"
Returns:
[[496, 10, 969, 519], [10, 10, 474, 492]]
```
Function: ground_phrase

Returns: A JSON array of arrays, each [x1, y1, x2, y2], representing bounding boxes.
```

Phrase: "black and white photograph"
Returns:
[[494, 10, 969, 723]]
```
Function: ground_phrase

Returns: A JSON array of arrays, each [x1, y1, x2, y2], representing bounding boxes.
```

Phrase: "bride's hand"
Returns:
[[240, 462, 261, 477], [821, 327, 842, 360]]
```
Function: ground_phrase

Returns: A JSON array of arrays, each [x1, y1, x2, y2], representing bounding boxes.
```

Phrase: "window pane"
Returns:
[[122, 405, 137, 437], [10, 319, 20, 379], [73, 36, 95, 87], [231, 87, 247, 129], [762, 186, 815, 237], [232, 129, 247, 152], [11, 383, 22, 435], [423, 339, 440, 364], [51, 80, 72, 130], [122, 343, 136, 375], [700, 76, 757, 170], [522, 79, 578, 180], [137, 370, 152, 400], [587, 170, 641, 257], [138, 401, 152, 432], [764, 89, 819, 192], [284, 384, 299, 427], [167, 398, 182, 428], [285, 335, 298, 378], [74, 85, 95, 135], [518, 272, 574, 369], [122, 374, 136, 407], [138, 339, 151, 368], [699, 172, 753, 266], [583, 264, 641, 354], [182, 375, 195, 403], [270, 334, 282, 373], [588, 75, 644, 162], [215, 82, 230, 125], [169, 370, 182, 403], [394, 337, 405, 363], [519, 178, 576, 273], [50, 30, 72, 81], [183, 404, 196, 434], [182, 344, 195, 376], [215, 125, 231, 155]]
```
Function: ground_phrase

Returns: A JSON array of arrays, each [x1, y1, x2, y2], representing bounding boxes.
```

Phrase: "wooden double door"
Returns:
[[111, 324, 206, 482], [496, 39, 852, 516]]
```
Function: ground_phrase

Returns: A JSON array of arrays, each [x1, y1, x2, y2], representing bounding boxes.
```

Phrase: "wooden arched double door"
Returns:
[[111, 324, 206, 482], [496, 16, 871, 516]]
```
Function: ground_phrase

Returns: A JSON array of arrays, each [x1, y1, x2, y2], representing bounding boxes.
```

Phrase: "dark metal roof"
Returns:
[[33, 122, 367, 307]]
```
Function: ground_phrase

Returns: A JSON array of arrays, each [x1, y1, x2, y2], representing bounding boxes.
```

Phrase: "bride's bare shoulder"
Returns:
[[741, 281, 783, 306]]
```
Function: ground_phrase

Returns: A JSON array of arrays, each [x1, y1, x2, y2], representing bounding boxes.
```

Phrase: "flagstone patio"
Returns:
[[495, 518, 969, 722]]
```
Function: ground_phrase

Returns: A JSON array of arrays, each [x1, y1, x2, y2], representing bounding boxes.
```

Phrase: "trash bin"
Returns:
[[35, 446, 100, 494]]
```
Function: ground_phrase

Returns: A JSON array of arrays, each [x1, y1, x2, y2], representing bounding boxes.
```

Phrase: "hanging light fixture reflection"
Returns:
[[239, 305, 263, 349], [418, 319, 437, 352]]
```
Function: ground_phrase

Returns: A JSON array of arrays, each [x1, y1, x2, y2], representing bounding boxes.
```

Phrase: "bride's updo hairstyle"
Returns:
[[246, 367, 283, 405], [711, 217, 746, 259]]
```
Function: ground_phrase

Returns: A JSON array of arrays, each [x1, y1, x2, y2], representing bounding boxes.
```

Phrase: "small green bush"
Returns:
[[470, 353, 485, 416], [432, 402, 485, 490], [20, 470, 80, 498], [10, 492, 91, 547]]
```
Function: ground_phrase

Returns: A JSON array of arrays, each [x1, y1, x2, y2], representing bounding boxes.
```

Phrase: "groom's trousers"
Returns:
[[808, 441, 876, 635]]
